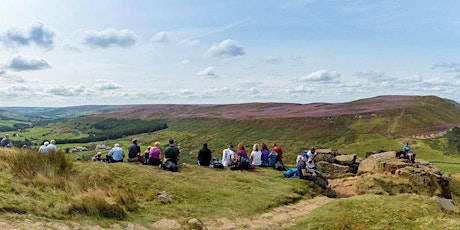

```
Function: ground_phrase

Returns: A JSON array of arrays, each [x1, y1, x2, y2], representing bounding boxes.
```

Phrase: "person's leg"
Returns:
[[306, 176, 329, 189]]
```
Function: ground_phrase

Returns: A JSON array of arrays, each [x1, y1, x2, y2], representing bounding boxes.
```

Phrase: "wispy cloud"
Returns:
[[432, 62, 460, 73]]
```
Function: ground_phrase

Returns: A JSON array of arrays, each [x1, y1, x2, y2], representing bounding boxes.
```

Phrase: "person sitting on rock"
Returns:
[[296, 155, 330, 189], [402, 142, 415, 163]]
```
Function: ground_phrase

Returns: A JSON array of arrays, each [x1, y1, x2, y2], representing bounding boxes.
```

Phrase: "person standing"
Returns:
[[1, 134, 12, 148], [222, 144, 235, 167], [197, 142, 212, 166], [107, 143, 125, 163], [128, 138, 141, 162], [164, 139, 181, 165]]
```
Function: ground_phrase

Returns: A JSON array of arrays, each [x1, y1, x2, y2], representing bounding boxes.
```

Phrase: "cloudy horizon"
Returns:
[[1, 0, 460, 106]]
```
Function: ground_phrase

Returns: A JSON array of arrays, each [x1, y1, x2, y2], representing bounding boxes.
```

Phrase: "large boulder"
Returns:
[[357, 151, 396, 175], [317, 161, 354, 178], [315, 153, 336, 163], [335, 154, 356, 165]]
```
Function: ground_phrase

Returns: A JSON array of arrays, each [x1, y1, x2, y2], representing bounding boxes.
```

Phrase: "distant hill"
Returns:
[[96, 95, 460, 138]]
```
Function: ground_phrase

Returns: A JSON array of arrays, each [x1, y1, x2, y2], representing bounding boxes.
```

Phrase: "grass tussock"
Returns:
[[69, 194, 127, 220], [5, 149, 73, 179]]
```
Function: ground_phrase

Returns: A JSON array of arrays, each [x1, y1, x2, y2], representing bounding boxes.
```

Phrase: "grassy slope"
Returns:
[[0, 148, 315, 228]]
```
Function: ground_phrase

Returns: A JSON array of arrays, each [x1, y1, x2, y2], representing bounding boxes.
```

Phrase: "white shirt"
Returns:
[[250, 150, 262, 166], [46, 144, 58, 153], [222, 148, 235, 167]]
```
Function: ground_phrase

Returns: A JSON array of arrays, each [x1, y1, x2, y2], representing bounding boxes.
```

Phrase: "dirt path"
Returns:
[[203, 177, 359, 230]]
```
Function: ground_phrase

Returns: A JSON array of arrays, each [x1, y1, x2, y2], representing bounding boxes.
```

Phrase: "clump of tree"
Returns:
[[446, 127, 460, 154], [56, 118, 167, 144]]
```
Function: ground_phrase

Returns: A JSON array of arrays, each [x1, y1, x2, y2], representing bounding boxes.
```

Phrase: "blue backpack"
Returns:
[[284, 168, 298, 178]]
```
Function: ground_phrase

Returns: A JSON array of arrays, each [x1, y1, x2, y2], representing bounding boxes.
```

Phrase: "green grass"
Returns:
[[0, 148, 316, 227], [287, 194, 460, 230]]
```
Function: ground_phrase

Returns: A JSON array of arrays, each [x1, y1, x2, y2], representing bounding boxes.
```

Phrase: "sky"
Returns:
[[1, 0, 460, 107]]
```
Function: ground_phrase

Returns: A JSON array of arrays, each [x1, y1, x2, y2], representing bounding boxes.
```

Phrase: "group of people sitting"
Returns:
[[99, 138, 181, 169], [218, 142, 285, 170]]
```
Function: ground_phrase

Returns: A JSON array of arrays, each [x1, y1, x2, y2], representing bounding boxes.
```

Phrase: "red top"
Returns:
[[273, 146, 283, 162]]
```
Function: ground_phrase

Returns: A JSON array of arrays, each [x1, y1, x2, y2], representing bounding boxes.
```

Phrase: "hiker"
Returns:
[[39, 141, 49, 154], [222, 143, 236, 167], [305, 147, 318, 168], [250, 143, 262, 166], [1, 134, 12, 148], [143, 146, 151, 164], [272, 143, 284, 163], [236, 143, 248, 163], [147, 142, 162, 165], [297, 155, 329, 189], [46, 139, 58, 153], [164, 139, 181, 165], [127, 138, 141, 162], [260, 143, 270, 166], [197, 142, 212, 166], [403, 142, 415, 163], [106, 143, 125, 163]]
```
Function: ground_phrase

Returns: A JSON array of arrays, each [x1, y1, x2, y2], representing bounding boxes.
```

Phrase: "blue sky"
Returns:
[[1, 0, 460, 106]]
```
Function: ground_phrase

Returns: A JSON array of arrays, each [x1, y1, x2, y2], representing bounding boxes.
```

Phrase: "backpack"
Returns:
[[209, 157, 224, 169], [274, 161, 285, 171], [283, 168, 299, 178], [162, 160, 178, 172]]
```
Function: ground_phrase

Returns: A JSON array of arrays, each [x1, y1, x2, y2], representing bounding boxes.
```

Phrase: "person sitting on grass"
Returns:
[[164, 139, 180, 165], [197, 142, 212, 166], [127, 138, 141, 162], [222, 144, 235, 167], [147, 142, 162, 166], [250, 143, 262, 167], [297, 155, 330, 189], [260, 143, 270, 166], [106, 143, 125, 163]]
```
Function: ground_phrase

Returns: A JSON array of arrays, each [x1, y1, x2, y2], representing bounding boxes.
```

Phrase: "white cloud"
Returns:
[[94, 81, 122, 90], [353, 70, 385, 78], [432, 62, 460, 73], [398, 74, 423, 83], [196, 66, 220, 78], [46, 85, 88, 97], [82, 28, 138, 48], [5, 55, 51, 71], [152, 31, 169, 43], [302, 69, 340, 82], [0, 21, 55, 48], [205, 39, 245, 58]]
